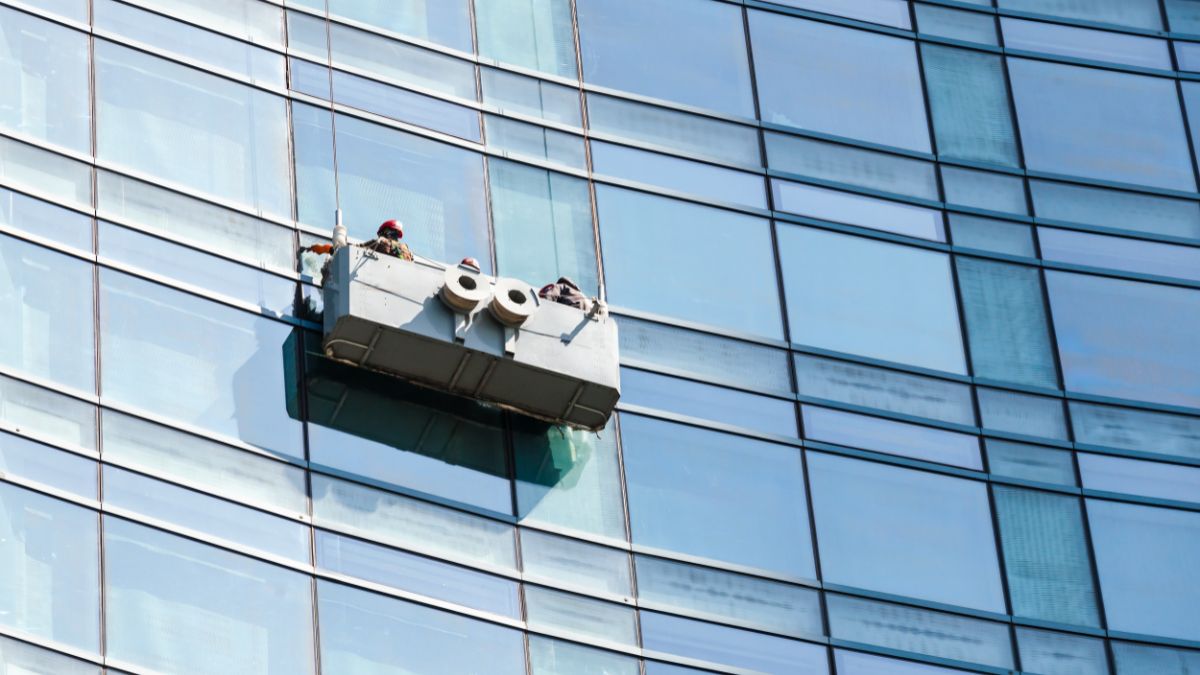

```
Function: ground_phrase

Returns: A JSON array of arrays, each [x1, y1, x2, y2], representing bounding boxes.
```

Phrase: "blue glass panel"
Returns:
[[1047, 271, 1200, 409], [1080, 453, 1200, 504], [318, 580, 525, 673], [803, 405, 981, 469], [621, 414, 815, 578], [809, 453, 1006, 612], [1039, 227, 1200, 283], [481, 68, 581, 126], [0, 6, 90, 153], [586, 93, 761, 167], [765, 132, 939, 201], [0, 136, 92, 208], [0, 187, 91, 252], [1112, 641, 1200, 675], [997, 0, 1163, 30], [577, 0, 754, 117], [475, 0, 576, 78], [0, 633, 98, 674], [1168, 0, 1200, 32], [949, 214, 1036, 258], [1016, 627, 1109, 675], [750, 11, 931, 152], [597, 186, 783, 339], [985, 439, 1077, 486], [1088, 499, 1200, 641], [591, 141, 766, 209], [520, 529, 632, 598], [993, 486, 1100, 626], [529, 636, 639, 675], [772, 180, 945, 241], [769, 0, 911, 28], [956, 257, 1058, 388], [793, 353, 976, 425], [922, 45, 1019, 167], [941, 165, 1028, 216], [0, 482, 98, 652], [835, 650, 969, 674], [1071, 401, 1200, 461], [640, 611, 829, 674], [1030, 179, 1200, 240], [329, 67, 480, 142], [977, 388, 1068, 441], [0, 233, 95, 392], [526, 586, 638, 646], [621, 367, 797, 437], [485, 116, 586, 169], [1001, 17, 1171, 69], [325, 0, 471, 51], [916, 4, 999, 45], [316, 530, 520, 618], [104, 517, 313, 674], [779, 226, 967, 374], [0, 431, 95, 498], [1008, 58, 1194, 192]]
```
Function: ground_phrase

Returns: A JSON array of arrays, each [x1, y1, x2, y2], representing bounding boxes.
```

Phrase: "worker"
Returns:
[[303, 219, 413, 262], [459, 257, 482, 273], [538, 276, 592, 312]]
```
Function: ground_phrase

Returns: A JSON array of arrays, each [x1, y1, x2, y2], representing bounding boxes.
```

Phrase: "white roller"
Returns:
[[440, 265, 490, 313], [489, 278, 538, 326]]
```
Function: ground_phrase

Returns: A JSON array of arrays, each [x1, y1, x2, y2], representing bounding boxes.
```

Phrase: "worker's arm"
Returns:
[[303, 243, 335, 255]]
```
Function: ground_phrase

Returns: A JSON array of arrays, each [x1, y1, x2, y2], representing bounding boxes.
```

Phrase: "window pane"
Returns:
[[1168, 0, 1200, 32], [485, 116, 585, 169], [826, 594, 1013, 669], [751, 12, 930, 152], [0, 187, 91, 252], [104, 517, 313, 674], [1001, 17, 1171, 70], [621, 414, 815, 578], [769, 0, 911, 28], [99, 271, 303, 458], [316, 530, 520, 618], [475, 0, 576, 78], [513, 420, 627, 541], [993, 486, 1100, 626], [997, 0, 1163, 30], [977, 388, 1068, 441], [0, 482, 98, 652], [592, 141, 766, 209], [956, 257, 1057, 388], [1008, 58, 1194, 192], [489, 158, 597, 294], [793, 353, 975, 425], [771, 179, 945, 241], [526, 586, 638, 646], [95, 42, 290, 217], [325, 0, 471, 51], [1030, 179, 1200, 240], [0, 431, 96, 498], [1047, 271, 1200, 409], [529, 636, 638, 675], [0, 633, 99, 675], [635, 555, 823, 638], [986, 439, 1077, 486], [312, 65, 481, 142], [318, 580, 524, 674], [916, 4, 999, 45], [577, 0, 754, 117], [765, 132, 939, 201], [941, 165, 1028, 216], [835, 650, 971, 674], [949, 214, 1036, 258], [1079, 453, 1200, 504], [922, 45, 1019, 167], [139, 0, 283, 46], [803, 405, 981, 469], [1016, 627, 1108, 675], [640, 610, 828, 674], [1071, 401, 1200, 461], [621, 367, 797, 438], [0, 135, 92, 210], [598, 186, 783, 339], [809, 453, 1006, 612], [1088, 499, 1200, 641], [0, 374, 96, 452], [586, 93, 760, 167], [0, 6, 90, 153], [1112, 641, 1200, 675], [520, 529, 632, 598], [0, 234, 94, 392], [482, 68, 581, 126], [1038, 227, 1200, 283], [779, 226, 966, 374]]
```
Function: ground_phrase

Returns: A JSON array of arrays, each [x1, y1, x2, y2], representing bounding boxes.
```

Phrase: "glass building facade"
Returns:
[[1, 0, 1200, 672]]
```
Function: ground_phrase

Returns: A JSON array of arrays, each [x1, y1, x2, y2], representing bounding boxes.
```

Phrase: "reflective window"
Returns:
[[769, 0, 910, 28], [0, 187, 91, 252], [475, 0, 576, 78], [318, 580, 524, 674], [621, 414, 815, 578], [0, 374, 96, 452], [772, 180, 945, 241], [779, 226, 967, 374], [482, 68, 581, 126], [1047, 271, 1200, 409], [922, 45, 1019, 167], [977, 388, 1068, 441], [986, 439, 1077, 486], [136, 0, 283, 46], [1001, 17, 1171, 70], [103, 465, 310, 563], [835, 650, 969, 675], [803, 405, 981, 469], [592, 141, 767, 209], [104, 518, 313, 674], [640, 610, 829, 674], [826, 594, 1013, 669], [0, 482, 98, 652], [485, 116, 586, 169], [1030, 179, 1200, 240], [997, 0, 1163, 30], [577, 0, 754, 117], [19, 0, 86, 23], [0, 136, 92, 208], [1008, 59, 1195, 192], [993, 487, 1101, 626], [750, 12, 931, 152], [1070, 401, 1200, 462], [956, 257, 1057, 388], [316, 530, 521, 618], [324, 0, 471, 51], [95, 41, 290, 217], [915, 4, 999, 45], [949, 214, 1036, 258], [529, 636, 639, 675], [1016, 627, 1109, 675], [635, 555, 823, 638], [809, 453, 1006, 612], [765, 132, 939, 201], [0, 633, 99, 675], [0, 6, 90, 153], [520, 529, 633, 599], [525, 586, 638, 646], [586, 93, 761, 167], [0, 234, 94, 393], [1079, 453, 1200, 504], [1112, 641, 1200, 675], [1169, 0, 1200, 32], [621, 367, 797, 438], [0, 431, 95, 498], [1038, 227, 1200, 283], [513, 420, 627, 541], [941, 165, 1028, 216], [489, 159, 597, 294], [99, 271, 304, 459], [598, 186, 783, 339], [1088, 499, 1200, 642], [794, 353, 976, 425]]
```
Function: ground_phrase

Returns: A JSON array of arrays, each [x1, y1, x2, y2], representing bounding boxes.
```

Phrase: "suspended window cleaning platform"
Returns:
[[322, 246, 620, 431]]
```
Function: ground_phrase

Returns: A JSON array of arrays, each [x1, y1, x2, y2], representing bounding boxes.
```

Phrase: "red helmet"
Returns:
[[460, 257, 481, 272], [377, 219, 404, 239]]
